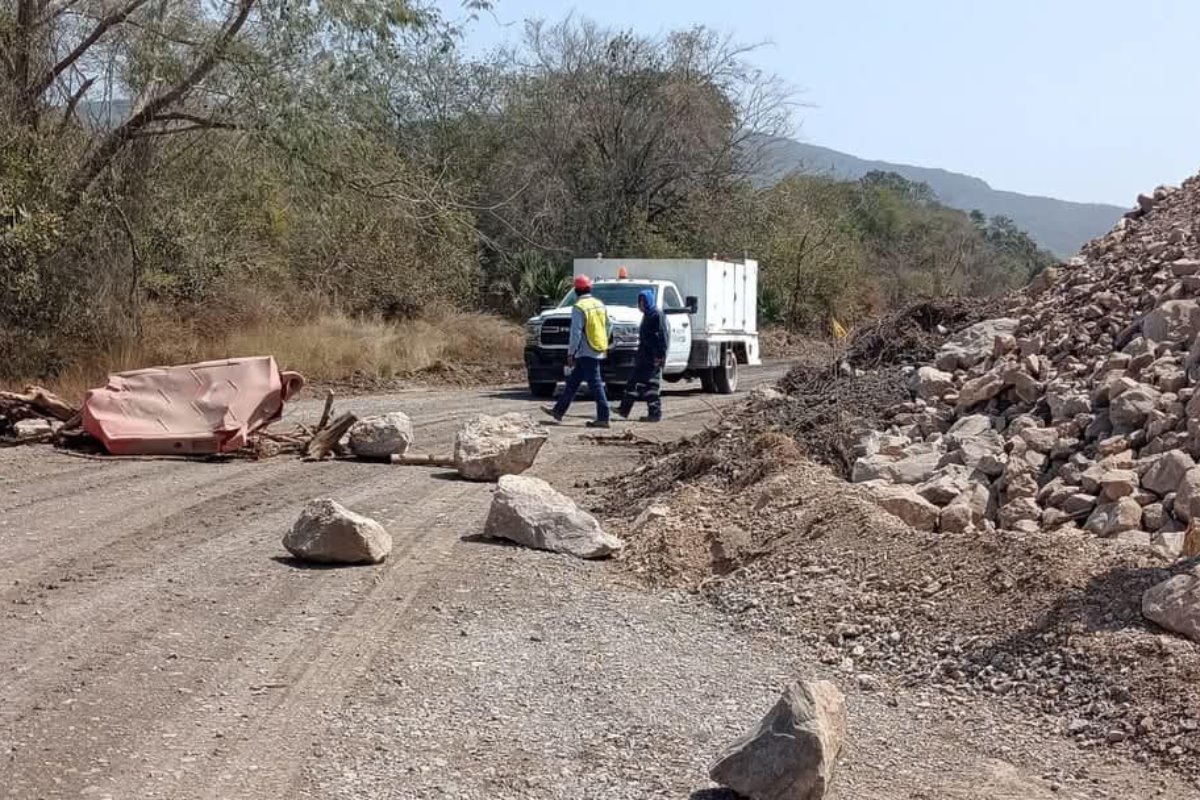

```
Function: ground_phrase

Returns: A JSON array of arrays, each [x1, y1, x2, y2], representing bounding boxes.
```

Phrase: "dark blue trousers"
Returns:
[[619, 361, 662, 420], [552, 356, 610, 422]]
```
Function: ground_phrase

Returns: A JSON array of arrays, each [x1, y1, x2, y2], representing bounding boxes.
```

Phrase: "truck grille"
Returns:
[[540, 321, 570, 346]]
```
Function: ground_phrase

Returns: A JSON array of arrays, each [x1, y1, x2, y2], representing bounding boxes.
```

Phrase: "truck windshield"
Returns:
[[559, 284, 656, 308]]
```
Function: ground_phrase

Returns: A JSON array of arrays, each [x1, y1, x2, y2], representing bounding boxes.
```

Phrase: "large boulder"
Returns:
[[1083, 497, 1142, 537], [348, 412, 414, 459], [483, 475, 622, 559], [1143, 451, 1196, 496], [709, 680, 846, 800], [1142, 300, 1200, 346], [1109, 386, 1160, 429], [956, 371, 1006, 411], [1142, 569, 1200, 643], [870, 485, 939, 531], [935, 318, 1019, 372], [915, 466, 975, 506], [1174, 467, 1200, 522], [454, 413, 548, 481], [282, 499, 392, 564], [911, 366, 956, 401]]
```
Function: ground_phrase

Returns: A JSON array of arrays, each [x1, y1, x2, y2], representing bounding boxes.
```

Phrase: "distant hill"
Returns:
[[752, 136, 1125, 258]]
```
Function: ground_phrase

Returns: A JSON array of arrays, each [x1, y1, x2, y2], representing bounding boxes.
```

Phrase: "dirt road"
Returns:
[[1, 366, 1195, 799]]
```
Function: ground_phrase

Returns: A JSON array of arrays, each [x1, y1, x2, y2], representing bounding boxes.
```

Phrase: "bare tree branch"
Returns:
[[68, 0, 257, 201], [53, 75, 97, 139], [29, 0, 154, 102]]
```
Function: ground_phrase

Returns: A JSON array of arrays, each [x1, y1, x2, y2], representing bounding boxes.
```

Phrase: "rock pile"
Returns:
[[851, 177, 1200, 558]]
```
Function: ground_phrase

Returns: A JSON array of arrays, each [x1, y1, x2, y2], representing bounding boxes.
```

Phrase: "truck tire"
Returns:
[[713, 348, 738, 394], [700, 369, 717, 393], [529, 381, 556, 399]]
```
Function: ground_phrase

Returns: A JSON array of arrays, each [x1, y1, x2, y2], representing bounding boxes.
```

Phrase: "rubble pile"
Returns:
[[852, 178, 1200, 555]]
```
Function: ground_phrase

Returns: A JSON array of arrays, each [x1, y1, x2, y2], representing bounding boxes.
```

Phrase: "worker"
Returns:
[[617, 288, 668, 422], [543, 275, 612, 427]]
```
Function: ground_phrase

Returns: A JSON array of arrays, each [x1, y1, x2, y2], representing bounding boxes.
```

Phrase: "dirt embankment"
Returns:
[[595, 295, 1200, 784]]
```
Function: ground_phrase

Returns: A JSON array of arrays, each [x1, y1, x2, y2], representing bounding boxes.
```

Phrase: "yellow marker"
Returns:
[[831, 317, 848, 340]]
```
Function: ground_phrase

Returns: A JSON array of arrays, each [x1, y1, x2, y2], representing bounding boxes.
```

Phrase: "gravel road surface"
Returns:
[[1, 365, 1194, 799]]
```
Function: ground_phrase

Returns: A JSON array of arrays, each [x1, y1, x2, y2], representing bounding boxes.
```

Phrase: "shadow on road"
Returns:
[[269, 556, 381, 571], [688, 790, 737, 800]]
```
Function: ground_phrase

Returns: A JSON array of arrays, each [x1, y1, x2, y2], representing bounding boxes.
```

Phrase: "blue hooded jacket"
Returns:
[[637, 289, 669, 363]]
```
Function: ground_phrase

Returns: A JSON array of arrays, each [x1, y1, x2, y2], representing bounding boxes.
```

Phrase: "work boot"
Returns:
[[638, 415, 662, 423], [541, 406, 562, 423], [585, 419, 611, 429]]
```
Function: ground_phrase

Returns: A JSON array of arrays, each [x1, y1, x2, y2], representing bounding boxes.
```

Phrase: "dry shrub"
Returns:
[[41, 310, 523, 401]]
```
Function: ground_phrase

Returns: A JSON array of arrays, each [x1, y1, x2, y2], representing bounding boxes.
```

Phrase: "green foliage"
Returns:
[[0, 4, 1059, 380]]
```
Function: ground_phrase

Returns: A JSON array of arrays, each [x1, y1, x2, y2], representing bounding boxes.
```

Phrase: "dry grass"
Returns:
[[39, 311, 524, 402]]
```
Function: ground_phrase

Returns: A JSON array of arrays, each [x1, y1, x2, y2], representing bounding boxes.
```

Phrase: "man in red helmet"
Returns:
[[543, 274, 612, 427]]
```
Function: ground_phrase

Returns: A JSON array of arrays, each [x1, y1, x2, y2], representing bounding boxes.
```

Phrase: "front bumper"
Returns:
[[523, 347, 639, 385]]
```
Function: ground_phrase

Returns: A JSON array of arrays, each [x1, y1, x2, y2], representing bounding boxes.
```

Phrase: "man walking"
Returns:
[[618, 289, 668, 422], [543, 275, 612, 427]]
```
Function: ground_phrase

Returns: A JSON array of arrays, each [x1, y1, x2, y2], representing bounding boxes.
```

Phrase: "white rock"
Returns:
[[454, 413, 548, 481], [939, 504, 974, 533], [1152, 530, 1185, 560], [13, 418, 55, 438], [1083, 497, 1142, 537], [348, 412, 414, 459], [282, 499, 392, 564], [1143, 299, 1200, 347], [911, 366, 956, 401], [935, 318, 1019, 371], [871, 486, 939, 531], [483, 475, 622, 559], [709, 680, 846, 800], [1142, 569, 1200, 643], [915, 466, 975, 506]]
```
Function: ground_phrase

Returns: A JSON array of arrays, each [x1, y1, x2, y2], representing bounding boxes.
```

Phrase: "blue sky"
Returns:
[[438, 0, 1199, 206]]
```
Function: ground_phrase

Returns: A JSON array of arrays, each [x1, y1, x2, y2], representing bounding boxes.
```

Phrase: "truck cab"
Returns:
[[523, 258, 760, 398]]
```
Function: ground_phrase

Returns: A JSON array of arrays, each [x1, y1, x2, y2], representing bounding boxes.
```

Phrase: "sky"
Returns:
[[436, 0, 1199, 207]]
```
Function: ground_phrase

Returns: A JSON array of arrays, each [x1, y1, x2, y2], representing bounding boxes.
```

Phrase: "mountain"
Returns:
[[752, 136, 1125, 258]]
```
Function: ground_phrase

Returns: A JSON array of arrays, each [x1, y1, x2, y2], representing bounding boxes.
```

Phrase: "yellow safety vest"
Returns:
[[575, 296, 609, 354]]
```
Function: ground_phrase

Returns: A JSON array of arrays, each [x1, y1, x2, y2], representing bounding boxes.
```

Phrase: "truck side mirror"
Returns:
[[538, 295, 552, 311], [684, 295, 699, 314]]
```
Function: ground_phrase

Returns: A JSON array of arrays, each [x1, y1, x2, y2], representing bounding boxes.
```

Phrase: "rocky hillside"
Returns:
[[753, 136, 1125, 257]]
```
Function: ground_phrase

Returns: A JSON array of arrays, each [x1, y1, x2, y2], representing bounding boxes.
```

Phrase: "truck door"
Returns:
[[663, 285, 691, 372]]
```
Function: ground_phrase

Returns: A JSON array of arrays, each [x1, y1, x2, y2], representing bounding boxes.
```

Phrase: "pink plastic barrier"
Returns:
[[82, 356, 305, 455]]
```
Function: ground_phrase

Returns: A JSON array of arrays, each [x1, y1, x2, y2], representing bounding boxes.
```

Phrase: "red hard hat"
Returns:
[[574, 274, 593, 292]]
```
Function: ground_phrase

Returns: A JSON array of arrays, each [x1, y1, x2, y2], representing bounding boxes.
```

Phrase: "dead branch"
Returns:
[[69, 0, 257, 200], [304, 412, 357, 461], [316, 390, 334, 432], [0, 386, 78, 421]]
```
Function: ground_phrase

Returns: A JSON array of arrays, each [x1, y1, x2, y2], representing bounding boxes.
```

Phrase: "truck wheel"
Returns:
[[529, 382, 556, 399], [713, 348, 738, 394], [700, 370, 717, 393]]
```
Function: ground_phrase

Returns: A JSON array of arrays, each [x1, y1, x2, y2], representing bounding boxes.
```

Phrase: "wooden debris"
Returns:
[[391, 452, 456, 468], [304, 412, 357, 461], [0, 386, 77, 422]]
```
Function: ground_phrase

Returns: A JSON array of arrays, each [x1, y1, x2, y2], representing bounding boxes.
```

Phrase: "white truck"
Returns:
[[523, 258, 760, 397]]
